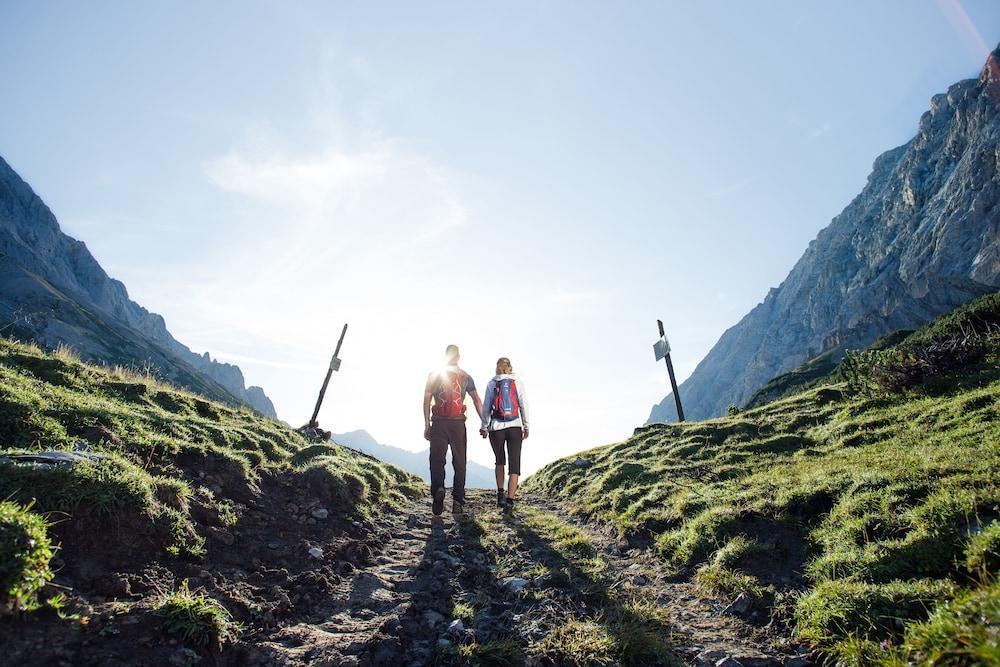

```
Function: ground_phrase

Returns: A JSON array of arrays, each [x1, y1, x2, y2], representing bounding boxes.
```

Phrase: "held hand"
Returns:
[[424, 425, 431, 441], [479, 428, 488, 438], [523, 428, 529, 440]]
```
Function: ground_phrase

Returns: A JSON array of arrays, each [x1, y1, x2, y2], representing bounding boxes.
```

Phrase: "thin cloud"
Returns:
[[549, 287, 612, 304], [708, 177, 754, 198], [203, 140, 468, 242], [806, 121, 837, 142]]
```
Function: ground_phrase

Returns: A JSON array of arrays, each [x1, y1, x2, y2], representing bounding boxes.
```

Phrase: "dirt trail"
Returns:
[[248, 489, 813, 666], [5, 481, 813, 666]]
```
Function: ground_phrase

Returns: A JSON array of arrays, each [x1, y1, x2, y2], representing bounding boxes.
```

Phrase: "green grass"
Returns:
[[0, 452, 204, 557], [456, 637, 526, 666], [155, 582, 240, 647], [0, 335, 420, 499], [0, 335, 423, 596], [965, 521, 1000, 577], [0, 500, 54, 613], [527, 292, 1000, 657], [532, 619, 617, 666], [888, 581, 1000, 665]]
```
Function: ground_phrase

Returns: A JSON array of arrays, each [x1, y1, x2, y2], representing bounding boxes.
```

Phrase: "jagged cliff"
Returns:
[[650, 46, 1000, 423], [0, 155, 277, 418]]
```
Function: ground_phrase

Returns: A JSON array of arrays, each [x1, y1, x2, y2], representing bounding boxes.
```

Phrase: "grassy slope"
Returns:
[[0, 336, 421, 621], [528, 294, 1000, 662]]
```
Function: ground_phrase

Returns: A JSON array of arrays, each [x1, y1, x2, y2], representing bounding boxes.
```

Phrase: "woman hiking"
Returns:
[[480, 357, 530, 510]]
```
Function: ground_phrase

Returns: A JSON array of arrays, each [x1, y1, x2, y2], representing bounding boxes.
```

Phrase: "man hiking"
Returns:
[[423, 344, 483, 515]]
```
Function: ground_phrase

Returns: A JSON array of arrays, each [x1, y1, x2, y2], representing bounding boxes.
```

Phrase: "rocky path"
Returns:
[[246, 490, 813, 666]]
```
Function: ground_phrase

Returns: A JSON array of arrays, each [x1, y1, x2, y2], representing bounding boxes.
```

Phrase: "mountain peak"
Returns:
[[650, 46, 1000, 423], [0, 155, 278, 418]]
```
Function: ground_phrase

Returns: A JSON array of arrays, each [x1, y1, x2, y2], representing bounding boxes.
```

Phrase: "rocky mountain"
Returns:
[[0, 154, 277, 418], [333, 429, 497, 489], [650, 45, 1000, 423]]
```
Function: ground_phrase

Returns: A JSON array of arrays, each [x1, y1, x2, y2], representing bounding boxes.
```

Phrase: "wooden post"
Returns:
[[657, 319, 685, 422], [309, 323, 348, 428]]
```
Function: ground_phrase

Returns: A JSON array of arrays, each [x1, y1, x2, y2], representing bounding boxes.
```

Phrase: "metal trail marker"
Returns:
[[308, 323, 348, 428], [654, 319, 685, 422]]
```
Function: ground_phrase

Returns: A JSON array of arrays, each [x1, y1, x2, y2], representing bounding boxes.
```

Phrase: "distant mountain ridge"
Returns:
[[0, 155, 277, 418], [333, 429, 497, 489], [650, 45, 1000, 423]]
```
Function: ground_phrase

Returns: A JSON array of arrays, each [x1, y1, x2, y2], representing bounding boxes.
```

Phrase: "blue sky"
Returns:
[[2, 1, 999, 474]]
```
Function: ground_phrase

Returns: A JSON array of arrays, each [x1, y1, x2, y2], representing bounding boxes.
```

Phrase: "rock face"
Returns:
[[650, 46, 1000, 423], [0, 154, 278, 418]]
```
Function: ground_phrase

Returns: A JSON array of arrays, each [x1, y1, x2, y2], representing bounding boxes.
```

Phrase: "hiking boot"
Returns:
[[504, 496, 515, 512], [452, 499, 465, 515], [432, 487, 445, 516], [497, 489, 505, 508]]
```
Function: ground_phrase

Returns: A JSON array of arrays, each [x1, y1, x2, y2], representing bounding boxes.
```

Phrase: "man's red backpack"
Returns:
[[432, 370, 467, 418]]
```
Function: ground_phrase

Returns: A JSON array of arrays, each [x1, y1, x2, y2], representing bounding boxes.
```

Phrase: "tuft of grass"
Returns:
[[467, 637, 525, 666], [695, 563, 769, 604], [532, 619, 617, 666], [451, 601, 475, 625], [0, 501, 54, 614], [156, 582, 240, 648], [794, 579, 956, 644], [965, 521, 1000, 578], [888, 581, 1000, 666], [530, 607, 677, 667]]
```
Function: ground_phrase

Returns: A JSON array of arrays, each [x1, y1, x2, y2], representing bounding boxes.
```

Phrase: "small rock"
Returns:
[[447, 619, 464, 634], [715, 659, 744, 667], [571, 456, 592, 468], [308, 546, 324, 559], [500, 577, 529, 594], [311, 508, 329, 520], [631, 574, 649, 586], [207, 526, 235, 546], [436, 638, 452, 649], [424, 610, 445, 628], [372, 637, 402, 664], [168, 648, 202, 666], [696, 650, 728, 666], [724, 592, 753, 615]]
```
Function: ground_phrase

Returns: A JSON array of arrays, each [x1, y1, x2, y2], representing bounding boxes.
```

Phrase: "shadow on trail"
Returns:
[[505, 510, 679, 666], [359, 508, 518, 666]]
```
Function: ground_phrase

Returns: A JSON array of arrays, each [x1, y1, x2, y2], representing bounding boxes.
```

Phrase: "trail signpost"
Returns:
[[308, 323, 348, 428], [654, 319, 685, 422]]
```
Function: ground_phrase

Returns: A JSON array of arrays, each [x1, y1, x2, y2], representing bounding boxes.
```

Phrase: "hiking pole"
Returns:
[[654, 319, 685, 422], [308, 323, 348, 428]]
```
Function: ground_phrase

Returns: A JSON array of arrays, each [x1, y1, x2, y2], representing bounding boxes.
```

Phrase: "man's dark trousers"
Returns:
[[429, 419, 467, 504]]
